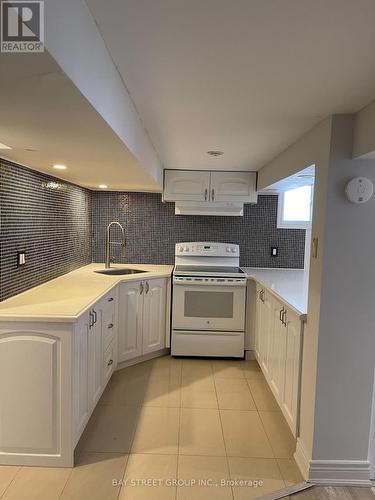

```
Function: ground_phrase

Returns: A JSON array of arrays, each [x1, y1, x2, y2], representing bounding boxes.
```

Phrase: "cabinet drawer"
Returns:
[[102, 317, 116, 350], [102, 292, 116, 350], [103, 341, 116, 385], [102, 293, 116, 322]]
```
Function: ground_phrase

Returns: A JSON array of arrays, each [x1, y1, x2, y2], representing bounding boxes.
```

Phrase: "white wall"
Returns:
[[311, 115, 375, 464], [258, 115, 375, 483], [353, 99, 375, 160], [44, 0, 163, 186], [257, 118, 333, 470], [258, 119, 331, 190]]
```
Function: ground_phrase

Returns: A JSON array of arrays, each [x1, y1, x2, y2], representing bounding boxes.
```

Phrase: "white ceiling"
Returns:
[[86, 0, 375, 172], [0, 52, 160, 191], [264, 164, 315, 193]]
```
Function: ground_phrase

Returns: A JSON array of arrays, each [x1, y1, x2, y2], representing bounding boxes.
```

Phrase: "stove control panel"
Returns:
[[173, 276, 246, 286], [176, 242, 239, 257]]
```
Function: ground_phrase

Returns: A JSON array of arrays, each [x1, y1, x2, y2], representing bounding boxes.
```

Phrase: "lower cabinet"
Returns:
[[0, 274, 170, 467], [118, 277, 168, 362], [0, 323, 73, 467], [282, 309, 302, 433], [118, 281, 144, 361], [73, 289, 118, 444], [254, 284, 303, 436], [87, 308, 103, 409]]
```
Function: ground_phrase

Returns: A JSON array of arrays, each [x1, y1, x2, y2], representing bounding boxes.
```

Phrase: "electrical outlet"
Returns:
[[17, 251, 26, 267], [271, 246, 278, 257]]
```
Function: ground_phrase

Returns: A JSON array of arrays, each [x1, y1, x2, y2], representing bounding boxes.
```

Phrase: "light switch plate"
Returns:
[[17, 251, 26, 267], [271, 246, 278, 257]]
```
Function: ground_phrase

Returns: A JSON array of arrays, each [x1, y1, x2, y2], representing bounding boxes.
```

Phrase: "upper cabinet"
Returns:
[[163, 170, 210, 201], [163, 169, 257, 203], [210, 172, 257, 203]]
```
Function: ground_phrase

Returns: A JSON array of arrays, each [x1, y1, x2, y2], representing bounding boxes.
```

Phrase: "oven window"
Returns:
[[184, 291, 234, 318]]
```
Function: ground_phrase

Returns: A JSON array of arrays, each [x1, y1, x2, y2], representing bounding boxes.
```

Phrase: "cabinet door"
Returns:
[[118, 281, 144, 362], [254, 286, 263, 360], [73, 314, 89, 442], [282, 309, 302, 436], [210, 172, 257, 202], [88, 309, 103, 409], [269, 303, 287, 404], [0, 326, 72, 466], [163, 170, 210, 201], [259, 291, 273, 379], [142, 278, 167, 355]]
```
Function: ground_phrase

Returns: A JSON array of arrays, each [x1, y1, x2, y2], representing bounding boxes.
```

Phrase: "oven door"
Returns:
[[172, 280, 246, 331]]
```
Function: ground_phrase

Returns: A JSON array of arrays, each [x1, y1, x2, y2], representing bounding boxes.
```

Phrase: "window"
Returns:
[[277, 185, 313, 229]]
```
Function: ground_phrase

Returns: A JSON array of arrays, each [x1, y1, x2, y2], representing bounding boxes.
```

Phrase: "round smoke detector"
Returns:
[[345, 177, 374, 204]]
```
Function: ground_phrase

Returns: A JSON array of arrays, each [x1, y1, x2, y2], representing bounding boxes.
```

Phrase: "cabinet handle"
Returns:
[[145, 281, 149, 294], [282, 309, 287, 326], [204, 188, 208, 201], [260, 290, 265, 303], [108, 297, 114, 302], [108, 323, 114, 329], [139, 281, 144, 295], [211, 188, 215, 201], [93, 310, 97, 325], [89, 311, 93, 329], [279, 308, 284, 323], [107, 359, 114, 366]]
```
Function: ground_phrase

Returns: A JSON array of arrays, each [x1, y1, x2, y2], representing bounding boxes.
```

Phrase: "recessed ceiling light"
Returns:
[[297, 174, 314, 179], [98, 184, 108, 189], [207, 150, 224, 156], [53, 164, 67, 170], [0, 142, 11, 149]]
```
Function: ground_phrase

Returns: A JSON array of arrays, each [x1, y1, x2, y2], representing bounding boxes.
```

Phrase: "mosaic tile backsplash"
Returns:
[[0, 159, 92, 301], [0, 159, 305, 302], [92, 192, 305, 268]]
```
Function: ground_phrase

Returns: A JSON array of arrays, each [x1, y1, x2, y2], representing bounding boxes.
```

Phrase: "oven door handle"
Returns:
[[173, 279, 247, 287]]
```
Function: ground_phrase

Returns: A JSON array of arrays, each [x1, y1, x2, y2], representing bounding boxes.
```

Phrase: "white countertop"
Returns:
[[242, 267, 309, 318], [0, 263, 173, 322], [0, 263, 307, 323]]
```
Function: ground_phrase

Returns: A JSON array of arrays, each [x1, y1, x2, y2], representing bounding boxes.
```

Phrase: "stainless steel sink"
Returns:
[[95, 268, 147, 276]]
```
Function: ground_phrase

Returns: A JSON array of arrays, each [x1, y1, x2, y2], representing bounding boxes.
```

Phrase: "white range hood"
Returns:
[[174, 201, 244, 216]]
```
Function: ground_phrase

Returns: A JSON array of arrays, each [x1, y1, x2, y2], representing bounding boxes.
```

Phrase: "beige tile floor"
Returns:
[[0, 356, 303, 500]]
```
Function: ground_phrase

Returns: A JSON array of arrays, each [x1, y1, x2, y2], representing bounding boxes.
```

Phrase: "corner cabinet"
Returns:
[[163, 169, 257, 203], [118, 277, 168, 363], [254, 284, 303, 437]]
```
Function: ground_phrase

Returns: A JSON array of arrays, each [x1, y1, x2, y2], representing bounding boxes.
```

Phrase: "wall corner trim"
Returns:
[[294, 438, 310, 480], [295, 439, 371, 486]]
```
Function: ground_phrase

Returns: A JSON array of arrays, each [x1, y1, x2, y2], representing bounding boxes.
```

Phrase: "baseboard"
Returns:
[[294, 439, 372, 486], [116, 348, 170, 371], [308, 459, 372, 486], [294, 438, 310, 480], [245, 350, 256, 360]]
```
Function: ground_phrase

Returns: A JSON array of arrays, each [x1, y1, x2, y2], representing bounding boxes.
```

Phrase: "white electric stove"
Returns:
[[171, 242, 246, 357]]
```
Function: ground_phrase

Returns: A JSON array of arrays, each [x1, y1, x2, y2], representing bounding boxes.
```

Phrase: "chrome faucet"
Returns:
[[105, 222, 126, 269]]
